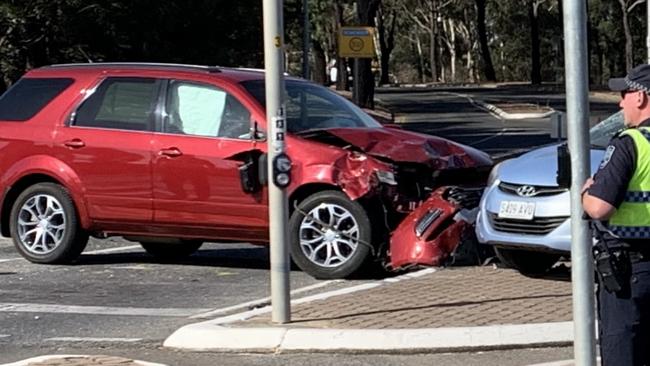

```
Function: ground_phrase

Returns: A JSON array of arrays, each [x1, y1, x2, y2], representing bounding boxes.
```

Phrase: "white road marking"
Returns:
[[84, 245, 142, 255], [44, 337, 142, 343], [0, 303, 211, 317], [197, 268, 436, 324], [191, 280, 341, 319], [0, 245, 143, 263], [0, 334, 10, 338]]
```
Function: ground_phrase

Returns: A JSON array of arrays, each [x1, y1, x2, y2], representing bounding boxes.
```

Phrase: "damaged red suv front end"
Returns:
[[290, 125, 492, 274]]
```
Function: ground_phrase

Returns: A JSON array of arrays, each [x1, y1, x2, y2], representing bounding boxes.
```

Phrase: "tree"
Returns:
[[376, 0, 399, 85], [474, 0, 496, 81], [355, 0, 380, 108]]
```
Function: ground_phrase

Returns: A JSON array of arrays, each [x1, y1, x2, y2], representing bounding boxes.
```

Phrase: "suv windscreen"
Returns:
[[73, 77, 161, 131], [241, 79, 382, 133], [589, 111, 624, 148], [0, 78, 74, 121]]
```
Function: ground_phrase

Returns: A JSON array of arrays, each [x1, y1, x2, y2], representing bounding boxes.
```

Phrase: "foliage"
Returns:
[[0, 0, 647, 93]]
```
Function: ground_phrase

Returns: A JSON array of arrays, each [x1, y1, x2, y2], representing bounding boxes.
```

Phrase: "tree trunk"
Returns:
[[312, 41, 328, 85], [334, 0, 349, 91], [355, 0, 380, 108], [529, 1, 541, 85], [475, 0, 496, 82], [619, 0, 633, 71], [430, 5, 438, 82], [416, 33, 426, 83], [377, 6, 396, 85]]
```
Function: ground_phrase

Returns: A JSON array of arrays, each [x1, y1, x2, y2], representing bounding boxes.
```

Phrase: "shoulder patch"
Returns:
[[600, 145, 616, 169]]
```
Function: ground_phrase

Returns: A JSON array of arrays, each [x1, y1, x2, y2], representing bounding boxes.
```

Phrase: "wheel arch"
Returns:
[[0, 163, 90, 237], [288, 183, 341, 215]]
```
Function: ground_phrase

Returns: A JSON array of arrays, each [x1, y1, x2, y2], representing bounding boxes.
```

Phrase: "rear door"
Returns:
[[53, 77, 160, 223], [151, 79, 268, 241]]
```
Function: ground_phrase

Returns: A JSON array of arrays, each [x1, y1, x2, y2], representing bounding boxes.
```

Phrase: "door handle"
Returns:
[[159, 147, 183, 157], [63, 139, 85, 148]]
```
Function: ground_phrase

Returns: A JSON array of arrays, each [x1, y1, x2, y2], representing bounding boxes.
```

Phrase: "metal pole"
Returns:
[[353, 58, 360, 105], [647, 0, 650, 63], [302, 0, 310, 79], [263, 0, 291, 324], [562, 0, 596, 364]]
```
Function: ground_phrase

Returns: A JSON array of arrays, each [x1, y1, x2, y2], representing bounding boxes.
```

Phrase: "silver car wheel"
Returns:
[[17, 194, 66, 255], [299, 202, 359, 268]]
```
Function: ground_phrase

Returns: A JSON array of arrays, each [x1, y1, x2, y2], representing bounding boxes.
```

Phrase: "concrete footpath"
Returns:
[[164, 266, 576, 352]]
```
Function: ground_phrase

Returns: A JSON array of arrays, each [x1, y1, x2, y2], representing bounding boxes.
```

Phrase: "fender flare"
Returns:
[[1, 155, 91, 229]]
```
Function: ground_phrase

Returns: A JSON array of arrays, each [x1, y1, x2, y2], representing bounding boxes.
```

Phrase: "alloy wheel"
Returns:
[[16, 194, 66, 255], [299, 202, 360, 268]]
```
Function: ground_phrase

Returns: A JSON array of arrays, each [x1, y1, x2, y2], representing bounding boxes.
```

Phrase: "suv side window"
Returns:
[[165, 81, 251, 139], [72, 77, 161, 131], [0, 78, 74, 121]]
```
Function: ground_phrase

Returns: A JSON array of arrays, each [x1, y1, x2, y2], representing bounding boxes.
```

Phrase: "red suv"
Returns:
[[0, 63, 492, 279]]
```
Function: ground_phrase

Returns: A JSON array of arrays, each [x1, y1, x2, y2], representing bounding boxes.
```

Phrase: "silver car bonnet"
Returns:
[[498, 144, 606, 186]]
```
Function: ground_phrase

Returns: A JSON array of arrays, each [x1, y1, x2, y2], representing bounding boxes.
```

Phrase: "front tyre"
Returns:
[[9, 183, 88, 264], [494, 247, 560, 276], [289, 190, 372, 279]]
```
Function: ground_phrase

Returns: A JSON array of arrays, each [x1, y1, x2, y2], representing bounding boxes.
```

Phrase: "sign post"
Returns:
[[562, 0, 597, 364], [263, 0, 291, 324], [339, 26, 375, 105]]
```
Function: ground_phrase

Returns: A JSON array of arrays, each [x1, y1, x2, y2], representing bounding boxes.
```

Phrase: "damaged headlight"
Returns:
[[375, 170, 397, 185]]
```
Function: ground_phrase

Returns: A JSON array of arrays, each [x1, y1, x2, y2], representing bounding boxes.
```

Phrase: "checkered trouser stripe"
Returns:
[[609, 225, 650, 238]]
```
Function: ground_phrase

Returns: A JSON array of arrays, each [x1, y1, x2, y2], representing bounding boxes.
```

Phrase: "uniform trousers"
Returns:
[[598, 260, 650, 365]]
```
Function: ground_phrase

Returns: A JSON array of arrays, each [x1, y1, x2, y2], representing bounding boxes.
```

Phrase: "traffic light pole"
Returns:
[[263, 0, 291, 324], [562, 0, 596, 364]]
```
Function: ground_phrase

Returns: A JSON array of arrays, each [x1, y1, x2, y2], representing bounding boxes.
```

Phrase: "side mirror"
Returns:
[[252, 120, 266, 140], [556, 144, 571, 188]]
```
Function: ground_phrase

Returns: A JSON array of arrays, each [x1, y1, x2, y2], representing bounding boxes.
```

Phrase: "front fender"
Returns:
[[291, 152, 392, 201], [1, 155, 91, 229]]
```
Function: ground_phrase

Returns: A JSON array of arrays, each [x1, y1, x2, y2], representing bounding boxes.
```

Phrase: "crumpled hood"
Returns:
[[499, 144, 605, 186], [304, 127, 493, 169]]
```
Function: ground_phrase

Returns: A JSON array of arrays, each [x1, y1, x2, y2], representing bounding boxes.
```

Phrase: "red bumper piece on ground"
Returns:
[[388, 187, 470, 270]]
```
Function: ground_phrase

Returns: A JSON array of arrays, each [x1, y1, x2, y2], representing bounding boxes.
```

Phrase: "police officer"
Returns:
[[582, 64, 650, 365]]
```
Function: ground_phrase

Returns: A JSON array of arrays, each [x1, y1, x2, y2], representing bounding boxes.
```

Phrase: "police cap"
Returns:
[[609, 64, 650, 93]]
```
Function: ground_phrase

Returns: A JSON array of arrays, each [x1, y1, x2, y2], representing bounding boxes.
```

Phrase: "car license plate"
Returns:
[[498, 201, 535, 220]]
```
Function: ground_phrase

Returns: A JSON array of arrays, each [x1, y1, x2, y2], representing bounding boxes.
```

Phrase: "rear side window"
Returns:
[[73, 77, 161, 131], [0, 78, 74, 121]]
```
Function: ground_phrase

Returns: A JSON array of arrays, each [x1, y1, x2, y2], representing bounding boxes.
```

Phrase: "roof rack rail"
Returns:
[[44, 62, 222, 73]]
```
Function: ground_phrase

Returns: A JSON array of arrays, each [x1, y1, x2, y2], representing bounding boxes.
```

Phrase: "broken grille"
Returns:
[[488, 214, 568, 235]]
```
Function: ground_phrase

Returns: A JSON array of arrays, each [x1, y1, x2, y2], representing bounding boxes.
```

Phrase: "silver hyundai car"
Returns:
[[475, 111, 623, 275]]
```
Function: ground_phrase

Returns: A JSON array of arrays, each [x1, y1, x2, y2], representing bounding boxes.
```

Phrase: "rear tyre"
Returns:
[[494, 247, 560, 276], [9, 183, 89, 264], [140, 240, 203, 260], [289, 190, 372, 279]]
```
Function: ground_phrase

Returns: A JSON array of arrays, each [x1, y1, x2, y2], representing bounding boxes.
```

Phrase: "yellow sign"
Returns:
[[339, 27, 375, 58]]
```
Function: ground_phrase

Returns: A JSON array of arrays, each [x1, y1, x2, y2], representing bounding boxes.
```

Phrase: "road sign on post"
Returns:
[[339, 27, 375, 58], [263, 0, 291, 324], [339, 27, 375, 106]]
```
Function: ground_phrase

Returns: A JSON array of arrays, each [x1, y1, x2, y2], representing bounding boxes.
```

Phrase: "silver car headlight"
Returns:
[[486, 162, 503, 187], [376, 170, 397, 185]]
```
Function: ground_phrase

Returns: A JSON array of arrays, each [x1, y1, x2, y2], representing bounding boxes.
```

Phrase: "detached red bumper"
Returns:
[[388, 187, 481, 270]]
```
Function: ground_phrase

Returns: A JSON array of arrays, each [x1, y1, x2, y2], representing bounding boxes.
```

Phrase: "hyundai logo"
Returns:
[[516, 185, 537, 197]]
